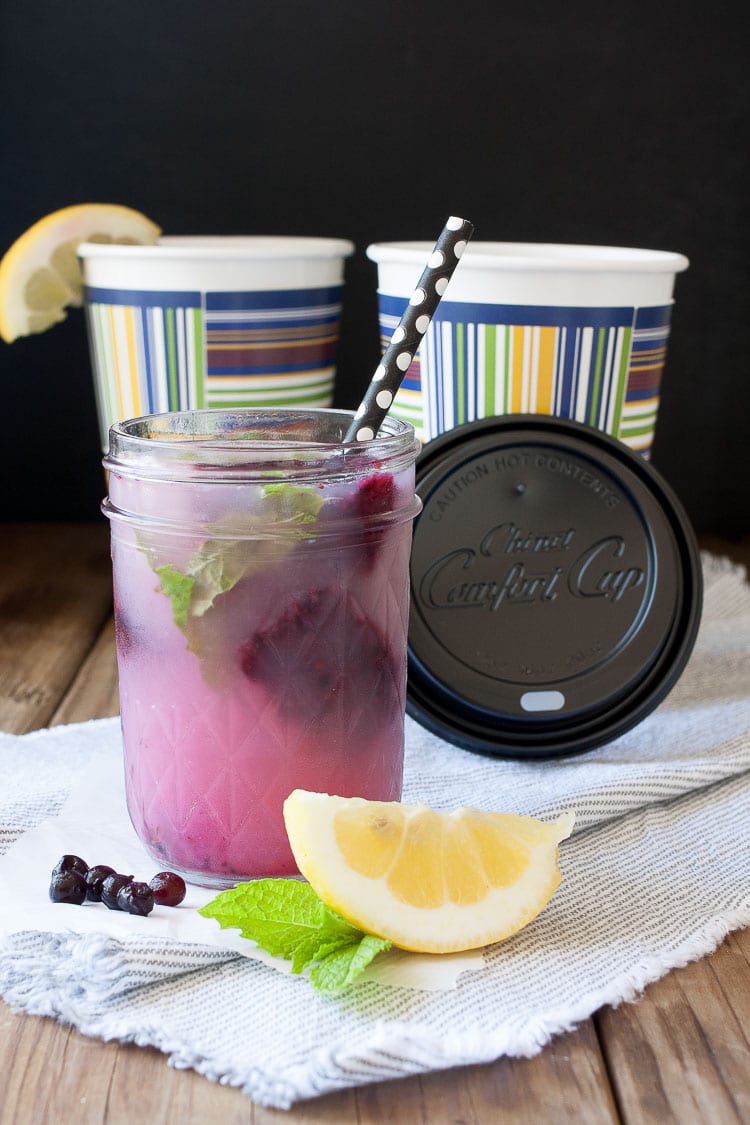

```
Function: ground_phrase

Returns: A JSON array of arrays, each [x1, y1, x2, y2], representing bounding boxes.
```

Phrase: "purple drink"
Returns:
[[103, 409, 420, 887]]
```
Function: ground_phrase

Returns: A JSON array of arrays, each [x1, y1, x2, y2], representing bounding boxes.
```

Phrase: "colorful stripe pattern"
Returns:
[[377, 295, 673, 456], [618, 305, 673, 453], [85, 285, 343, 446]]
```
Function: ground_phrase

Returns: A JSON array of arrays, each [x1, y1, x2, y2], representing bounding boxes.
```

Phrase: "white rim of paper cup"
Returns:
[[366, 241, 689, 274], [78, 236, 355, 261]]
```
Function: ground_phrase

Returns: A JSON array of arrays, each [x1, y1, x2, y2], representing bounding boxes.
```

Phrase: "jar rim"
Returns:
[[103, 407, 421, 484]]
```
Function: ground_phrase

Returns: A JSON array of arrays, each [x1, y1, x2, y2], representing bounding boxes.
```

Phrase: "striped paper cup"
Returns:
[[79, 236, 354, 448], [367, 241, 689, 456]]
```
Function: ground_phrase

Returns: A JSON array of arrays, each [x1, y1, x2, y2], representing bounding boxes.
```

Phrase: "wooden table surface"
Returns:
[[1, 521, 748, 1125]]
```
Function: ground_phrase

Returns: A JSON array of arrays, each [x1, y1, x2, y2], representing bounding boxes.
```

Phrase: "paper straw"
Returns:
[[345, 216, 474, 442]]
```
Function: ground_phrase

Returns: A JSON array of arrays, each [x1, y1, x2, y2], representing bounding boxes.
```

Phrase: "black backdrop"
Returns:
[[1, 1, 748, 535]]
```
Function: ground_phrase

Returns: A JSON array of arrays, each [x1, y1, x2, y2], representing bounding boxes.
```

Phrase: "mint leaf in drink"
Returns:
[[199, 878, 391, 993], [261, 482, 325, 525], [148, 483, 326, 631], [155, 564, 195, 629], [183, 541, 251, 617], [155, 546, 245, 627]]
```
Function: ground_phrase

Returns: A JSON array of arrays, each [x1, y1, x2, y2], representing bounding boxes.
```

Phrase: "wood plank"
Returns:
[[60, 1032, 310, 1125], [0, 996, 619, 1123], [596, 928, 750, 1123], [0, 522, 112, 733], [0, 1004, 117, 1124], [0, 995, 358, 1124], [350, 1022, 619, 1124], [0, 1000, 262, 1125], [50, 615, 119, 726], [250, 1087, 359, 1123]]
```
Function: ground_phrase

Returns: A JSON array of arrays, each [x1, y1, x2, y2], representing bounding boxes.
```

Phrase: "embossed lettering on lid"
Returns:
[[407, 415, 702, 760]]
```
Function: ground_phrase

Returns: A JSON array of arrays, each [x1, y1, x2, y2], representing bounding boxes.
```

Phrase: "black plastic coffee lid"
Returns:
[[407, 415, 703, 759]]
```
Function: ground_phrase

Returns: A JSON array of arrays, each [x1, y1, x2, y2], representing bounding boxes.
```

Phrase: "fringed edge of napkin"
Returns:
[[2, 900, 748, 1111]]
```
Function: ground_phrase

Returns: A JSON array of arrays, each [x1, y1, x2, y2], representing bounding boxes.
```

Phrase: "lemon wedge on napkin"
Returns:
[[283, 790, 575, 953], [0, 203, 161, 342]]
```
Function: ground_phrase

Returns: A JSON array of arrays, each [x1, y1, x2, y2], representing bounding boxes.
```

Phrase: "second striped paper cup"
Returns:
[[79, 236, 354, 448], [367, 241, 688, 457]]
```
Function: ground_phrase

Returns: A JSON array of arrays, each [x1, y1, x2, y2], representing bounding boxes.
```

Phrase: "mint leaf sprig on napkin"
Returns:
[[199, 879, 391, 994]]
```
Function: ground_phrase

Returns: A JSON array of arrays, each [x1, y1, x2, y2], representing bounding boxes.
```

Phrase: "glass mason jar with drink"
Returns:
[[103, 408, 421, 888]]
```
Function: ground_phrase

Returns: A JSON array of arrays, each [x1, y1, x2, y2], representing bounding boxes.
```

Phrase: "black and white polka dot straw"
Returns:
[[345, 215, 475, 442]]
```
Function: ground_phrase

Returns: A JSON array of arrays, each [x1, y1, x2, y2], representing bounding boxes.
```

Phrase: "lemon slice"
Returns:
[[0, 203, 161, 342], [283, 790, 575, 953]]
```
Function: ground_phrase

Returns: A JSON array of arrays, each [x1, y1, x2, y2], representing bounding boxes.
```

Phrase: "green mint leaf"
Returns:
[[153, 539, 264, 633], [148, 484, 325, 634], [156, 549, 244, 626], [155, 564, 195, 629], [199, 879, 369, 975], [261, 483, 325, 525], [309, 933, 392, 995], [183, 541, 250, 617]]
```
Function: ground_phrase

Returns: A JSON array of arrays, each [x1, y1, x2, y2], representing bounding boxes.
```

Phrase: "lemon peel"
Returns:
[[0, 203, 161, 342], [283, 789, 574, 954]]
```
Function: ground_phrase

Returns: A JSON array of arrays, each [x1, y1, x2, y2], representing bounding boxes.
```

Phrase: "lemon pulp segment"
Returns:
[[283, 790, 575, 953]]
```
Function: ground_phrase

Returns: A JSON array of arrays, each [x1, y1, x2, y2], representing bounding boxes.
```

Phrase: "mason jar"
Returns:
[[103, 408, 421, 887]]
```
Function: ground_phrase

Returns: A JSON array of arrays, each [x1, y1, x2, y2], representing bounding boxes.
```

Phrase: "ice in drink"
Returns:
[[104, 410, 420, 887]]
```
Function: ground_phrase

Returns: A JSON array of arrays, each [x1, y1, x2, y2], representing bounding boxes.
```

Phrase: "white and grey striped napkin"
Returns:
[[0, 553, 749, 1110]]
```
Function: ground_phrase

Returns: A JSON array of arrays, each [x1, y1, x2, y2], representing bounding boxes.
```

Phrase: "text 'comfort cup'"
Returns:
[[367, 241, 689, 457]]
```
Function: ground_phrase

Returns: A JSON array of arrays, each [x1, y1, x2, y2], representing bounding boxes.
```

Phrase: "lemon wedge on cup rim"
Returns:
[[283, 789, 575, 954], [0, 203, 161, 342]]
